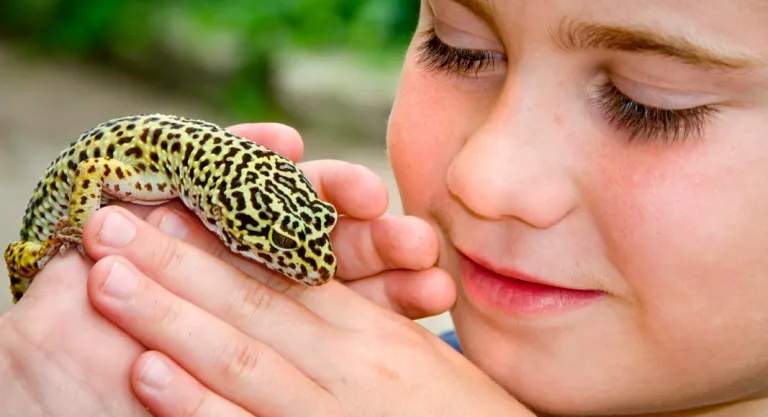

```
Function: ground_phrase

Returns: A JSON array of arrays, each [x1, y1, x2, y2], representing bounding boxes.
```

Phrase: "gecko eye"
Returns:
[[269, 228, 299, 250]]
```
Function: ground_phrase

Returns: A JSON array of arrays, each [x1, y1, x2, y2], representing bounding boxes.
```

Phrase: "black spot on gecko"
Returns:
[[183, 143, 194, 165], [152, 129, 162, 146], [106, 144, 116, 158], [125, 147, 143, 158], [324, 215, 334, 228], [67, 160, 78, 171], [231, 190, 246, 211], [117, 136, 133, 145], [170, 142, 181, 153], [80, 196, 88, 205], [87, 165, 97, 174], [116, 167, 125, 179], [82, 179, 91, 188], [318, 267, 330, 278], [149, 152, 159, 163], [93, 147, 101, 158]]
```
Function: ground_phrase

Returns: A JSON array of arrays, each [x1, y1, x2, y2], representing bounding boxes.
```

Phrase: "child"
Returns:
[[3, 0, 768, 415]]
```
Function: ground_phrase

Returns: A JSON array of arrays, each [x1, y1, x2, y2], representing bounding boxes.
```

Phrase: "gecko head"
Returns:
[[237, 198, 338, 286]]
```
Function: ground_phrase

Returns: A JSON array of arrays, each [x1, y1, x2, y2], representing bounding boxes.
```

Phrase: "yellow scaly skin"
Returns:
[[4, 113, 338, 303]]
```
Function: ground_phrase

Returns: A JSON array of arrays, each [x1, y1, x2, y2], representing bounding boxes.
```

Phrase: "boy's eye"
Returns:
[[415, 26, 506, 77], [413, 25, 721, 144], [592, 81, 720, 144]]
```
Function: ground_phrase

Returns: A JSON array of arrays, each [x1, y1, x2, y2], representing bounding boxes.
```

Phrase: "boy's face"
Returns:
[[387, 0, 768, 414]]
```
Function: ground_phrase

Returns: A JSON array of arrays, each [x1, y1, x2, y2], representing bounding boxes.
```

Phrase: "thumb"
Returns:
[[11, 251, 93, 311]]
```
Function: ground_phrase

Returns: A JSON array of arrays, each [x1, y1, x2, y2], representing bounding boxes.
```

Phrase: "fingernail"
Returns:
[[100, 211, 136, 247], [140, 355, 172, 389], [158, 211, 188, 240], [102, 262, 138, 298]]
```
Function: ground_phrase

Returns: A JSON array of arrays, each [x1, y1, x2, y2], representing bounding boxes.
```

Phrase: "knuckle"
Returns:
[[229, 279, 273, 323], [179, 394, 207, 417], [153, 294, 183, 329], [208, 241, 230, 262], [220, 338, 265, 382], [151, 235, 183, 273]]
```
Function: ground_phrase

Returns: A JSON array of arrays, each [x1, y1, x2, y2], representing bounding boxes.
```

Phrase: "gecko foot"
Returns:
[[35, 218, 88, 269]]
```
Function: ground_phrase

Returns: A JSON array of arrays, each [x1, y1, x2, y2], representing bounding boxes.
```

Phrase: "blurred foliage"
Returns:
[[0, 0, 418, 119]]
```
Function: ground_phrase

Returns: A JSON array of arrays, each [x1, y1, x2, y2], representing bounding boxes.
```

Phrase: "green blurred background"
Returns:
[[0, 1, 453, 333], [0, 0, 417, 121]]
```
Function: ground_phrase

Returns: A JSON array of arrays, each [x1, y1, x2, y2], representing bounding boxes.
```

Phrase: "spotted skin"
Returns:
[[4, 114, 338, 303]]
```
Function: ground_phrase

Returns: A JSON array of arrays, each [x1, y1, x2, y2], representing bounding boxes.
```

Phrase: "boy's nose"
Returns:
[[446, 94, 578, 228]]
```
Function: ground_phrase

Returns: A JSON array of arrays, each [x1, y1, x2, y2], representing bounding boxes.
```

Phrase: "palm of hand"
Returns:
[[0, 253, 149, 416]]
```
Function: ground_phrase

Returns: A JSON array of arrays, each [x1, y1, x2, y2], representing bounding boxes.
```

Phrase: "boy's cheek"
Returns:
[[388, 60, 471, 210]]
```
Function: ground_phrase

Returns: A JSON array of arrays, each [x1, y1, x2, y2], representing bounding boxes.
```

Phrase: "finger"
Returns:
[[225, 122, 304, 163], [298, 160, 388, 220], [131, 351, 253, 417], [13, 250, 92, 306], [82, 205, 336, 320], [142, 207, 446, 318], [332, 214, 439, 279], [83, 206, 389, 330], [344, 267, 457, 320], [89, 257, 339, 417]]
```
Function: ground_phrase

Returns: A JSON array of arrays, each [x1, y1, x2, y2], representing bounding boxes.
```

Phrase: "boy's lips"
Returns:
[[458, 251, 604, 317]]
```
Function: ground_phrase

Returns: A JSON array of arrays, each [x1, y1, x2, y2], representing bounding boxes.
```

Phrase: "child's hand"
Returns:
[[126, 122, 456, 320], [0, 227, 150, 416], [81, 206, 530, 417]]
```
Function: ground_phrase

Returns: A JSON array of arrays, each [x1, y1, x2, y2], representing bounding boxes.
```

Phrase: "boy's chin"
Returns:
[[451, 299, 766, 416]]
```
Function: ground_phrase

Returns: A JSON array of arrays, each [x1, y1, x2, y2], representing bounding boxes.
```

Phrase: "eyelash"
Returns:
[[416, 27, 505, 75], [414, 27, 720, 144]]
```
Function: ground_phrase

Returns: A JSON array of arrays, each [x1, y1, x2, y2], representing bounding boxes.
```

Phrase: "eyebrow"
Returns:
[[552, 19, 763, 70]]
